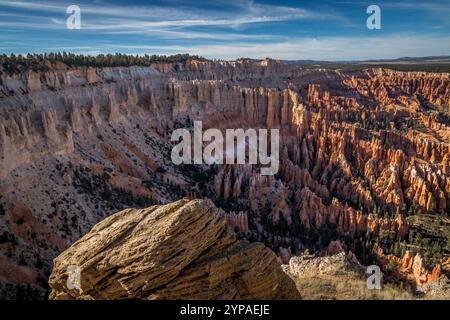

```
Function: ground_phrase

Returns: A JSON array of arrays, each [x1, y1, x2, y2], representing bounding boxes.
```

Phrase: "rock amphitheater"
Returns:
[[0, 58, 449, 299]]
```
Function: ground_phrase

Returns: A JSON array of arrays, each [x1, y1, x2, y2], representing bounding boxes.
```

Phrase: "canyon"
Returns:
[[0, 57, 449, 299]]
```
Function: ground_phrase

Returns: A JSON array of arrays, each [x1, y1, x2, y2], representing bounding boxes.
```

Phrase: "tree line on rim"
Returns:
[[0, 52, 209, 72]]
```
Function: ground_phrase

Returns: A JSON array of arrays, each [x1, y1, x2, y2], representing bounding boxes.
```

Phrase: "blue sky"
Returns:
[[1, 0, 450, 60]]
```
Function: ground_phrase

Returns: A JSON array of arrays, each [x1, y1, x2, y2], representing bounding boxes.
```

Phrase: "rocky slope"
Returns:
[[0, 58, 449, 298], [283, 251, 416, 300], [48, 199, 300, 300], [284, 241, 449, 299]]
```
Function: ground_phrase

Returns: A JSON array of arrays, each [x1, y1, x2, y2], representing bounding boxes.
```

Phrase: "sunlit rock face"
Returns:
[[0, 59, 449, 299], [48, 199, 301, 300]]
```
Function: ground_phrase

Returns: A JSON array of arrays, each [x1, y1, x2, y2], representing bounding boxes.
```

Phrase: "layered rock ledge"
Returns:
[[48, 199, 301, 300]]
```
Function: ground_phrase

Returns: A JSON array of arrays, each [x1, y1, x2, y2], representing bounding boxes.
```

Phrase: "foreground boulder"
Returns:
[[48, 199, 300, 300]]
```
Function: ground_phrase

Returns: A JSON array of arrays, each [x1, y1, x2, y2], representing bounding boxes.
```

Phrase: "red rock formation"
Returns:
[[373, 243, 446, 287], [343, 69, 450, 107], [226, 211, 249, 234]]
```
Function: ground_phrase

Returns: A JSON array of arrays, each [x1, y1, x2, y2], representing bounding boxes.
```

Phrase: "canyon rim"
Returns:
[[1, 56, 449, 301], [0, 0, 450, 305]]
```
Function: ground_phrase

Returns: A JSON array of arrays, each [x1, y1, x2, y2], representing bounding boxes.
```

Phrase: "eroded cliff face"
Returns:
[[0, 59, 449, 298]]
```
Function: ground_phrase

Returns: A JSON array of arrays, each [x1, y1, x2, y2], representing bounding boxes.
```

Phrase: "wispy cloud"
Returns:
[[1, 0, 449, 59], [103, 34, 450, 60], [101, 29, 280, 41], [0, 0, 336, 43], [0, 0, 324, 27], [339, 0, 450, 24]]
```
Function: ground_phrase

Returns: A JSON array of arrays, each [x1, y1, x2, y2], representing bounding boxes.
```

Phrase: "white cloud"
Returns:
[[1, 0, 449, 59], [0, 0, 338, 43], [108, 35, 450, 60], [102, 29, 278, 41], [0, 0, 323, 27]]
